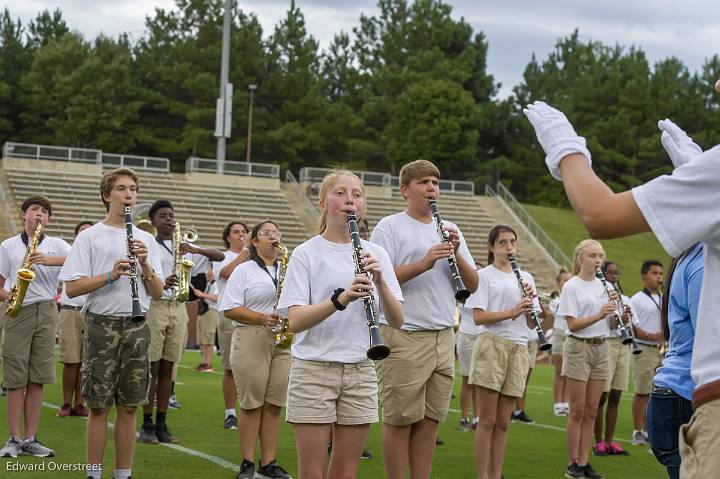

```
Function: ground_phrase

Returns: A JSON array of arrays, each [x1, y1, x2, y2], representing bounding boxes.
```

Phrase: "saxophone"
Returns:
[[172, 221, 196, 302], [7, 222, 43, 317], [272, 242, 292, 348]]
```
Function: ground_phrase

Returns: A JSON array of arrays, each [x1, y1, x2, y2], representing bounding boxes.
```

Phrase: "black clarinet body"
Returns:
[[347, 213, 390, 361], [124, 205, 146, 323], [595, 268, 635, 347], [613, 282, 642, 355], [508, 255, 551, 351], [428, 199, 470, 301]]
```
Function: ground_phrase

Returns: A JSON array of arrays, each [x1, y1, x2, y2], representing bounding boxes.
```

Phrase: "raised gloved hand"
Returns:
[[657, 119, 703, 168], [523, 101, 592, 180]]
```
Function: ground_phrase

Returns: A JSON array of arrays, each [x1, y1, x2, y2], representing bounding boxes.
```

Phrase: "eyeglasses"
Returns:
[[258, 230, 281, 239]]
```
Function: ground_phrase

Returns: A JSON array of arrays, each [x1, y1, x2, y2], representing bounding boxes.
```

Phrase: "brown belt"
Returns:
[[568, 335, 606, 345], [692, 379, 720, 409], [60, 305, 83, 311]]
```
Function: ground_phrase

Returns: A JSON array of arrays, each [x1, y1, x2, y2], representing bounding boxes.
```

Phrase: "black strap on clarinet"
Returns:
[[660, 243, 699, 343], [21, 231, 45, 247], [642, 288, 662, 312], [253, 257, 278, 287], [155, 235, 173, 255]]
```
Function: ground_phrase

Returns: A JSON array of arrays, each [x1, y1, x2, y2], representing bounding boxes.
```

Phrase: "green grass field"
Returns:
[[1, 350, 666, 478], [523, 204, 670, 295]]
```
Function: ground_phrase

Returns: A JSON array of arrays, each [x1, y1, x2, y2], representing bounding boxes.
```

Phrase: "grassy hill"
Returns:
[[523, 203, 670, 295]]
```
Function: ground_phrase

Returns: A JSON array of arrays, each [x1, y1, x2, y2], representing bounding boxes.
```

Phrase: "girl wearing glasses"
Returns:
[[219, 221, 291, 479]]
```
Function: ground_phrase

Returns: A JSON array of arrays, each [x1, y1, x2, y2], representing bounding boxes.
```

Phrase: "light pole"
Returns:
[[245, 84, 257, 163], [215, 0, 232, 174]]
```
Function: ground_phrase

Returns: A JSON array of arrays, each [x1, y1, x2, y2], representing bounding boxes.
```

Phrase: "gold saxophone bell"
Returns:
[[7, 222, 43, 317]]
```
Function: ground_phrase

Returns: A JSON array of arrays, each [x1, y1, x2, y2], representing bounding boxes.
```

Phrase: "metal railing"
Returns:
[[285, 170, 319, 224], [3, 142, 171, 172], [185, 157, 279, 178], [102, 153, 169, 172], [299, 167, 391, 186], [390, 176, 475, 195], [485, 183, 570, 270]]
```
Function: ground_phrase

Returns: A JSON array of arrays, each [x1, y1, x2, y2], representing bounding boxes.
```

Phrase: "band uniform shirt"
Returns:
[[60, 283, 86, 308], [654, 243, 703, 400], [556, 276, 612, 339], [277, 235, 403, 363], [212, 250, 240, 304], [0, 234, 70, 306], [218, 260, 278, 329], [59, 222, 164, 316], [370, 211, 474, 331], [466, 265, 537, 346], [458, 302, 480, 336], [630, 291, 663, 345], [632, 145, 720, 389], [550, 296, 567, 333]]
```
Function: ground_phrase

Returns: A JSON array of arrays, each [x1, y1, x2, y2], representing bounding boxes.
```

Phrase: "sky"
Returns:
[[6, 0, 719, 98]]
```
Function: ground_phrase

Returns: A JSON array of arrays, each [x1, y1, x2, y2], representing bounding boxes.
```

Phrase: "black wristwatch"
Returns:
[[331, 288, 347, 311]]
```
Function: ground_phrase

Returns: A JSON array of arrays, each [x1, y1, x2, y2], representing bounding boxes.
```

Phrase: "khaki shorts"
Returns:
[[230, 326, 291, 409], [0, 305, 5, 372], [632, 344, 663, 395], [376, 325, 455, 426], [551, 329, 567, 356], [196, 309, 217, 346], [147, 299, 188, 363], [469, 333, 529, 398], [217, 312, 233, 370], [286, 358, 378, 425], [562, 336, 610, 382], [457, 332, 478, 377], [2, 301, 58, 389], [680, 398, 720, 478], [82, 312, 151, 409], [604, 338, 630, 392], [528, 340, 539, 369], [58, 307, 85, 364]]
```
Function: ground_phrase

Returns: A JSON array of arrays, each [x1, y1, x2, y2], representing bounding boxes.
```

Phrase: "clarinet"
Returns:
[[508, 255, 551, 351], [347, 213, 391, 361], [595, 267, 632, 345], [614, 282, 642, 355], [428, 199, 470, 301], [124, 205, 146, 323]]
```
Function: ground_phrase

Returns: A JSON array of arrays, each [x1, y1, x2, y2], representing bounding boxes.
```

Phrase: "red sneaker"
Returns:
[[608, 441, 630, 456], [592, 442, 608, 456], [71, 405, 89, 417], [57, 403, 72, 417]]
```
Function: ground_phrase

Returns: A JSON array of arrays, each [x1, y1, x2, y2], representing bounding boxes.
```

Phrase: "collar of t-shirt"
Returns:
[[253, 257, 279, 287], [156, 235, 173, 255], [642, 288, 662, 311], [21, 231, 45, 247]]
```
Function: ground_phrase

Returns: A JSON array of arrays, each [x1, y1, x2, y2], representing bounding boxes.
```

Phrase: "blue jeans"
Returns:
[[646, 387, 693, 479]]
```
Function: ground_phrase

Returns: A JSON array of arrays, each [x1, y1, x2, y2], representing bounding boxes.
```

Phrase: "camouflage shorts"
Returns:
[[82, 312, 151, 409]]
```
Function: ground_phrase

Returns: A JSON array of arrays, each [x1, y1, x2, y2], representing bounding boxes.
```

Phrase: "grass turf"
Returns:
[[0, 350, 666, 478], [523, 203, 670, 295]]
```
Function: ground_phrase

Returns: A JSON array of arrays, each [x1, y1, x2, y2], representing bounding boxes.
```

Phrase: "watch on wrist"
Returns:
[[331, 288, 347, 311]]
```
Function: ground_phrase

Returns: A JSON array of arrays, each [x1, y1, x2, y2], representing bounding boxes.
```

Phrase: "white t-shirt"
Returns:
[[190, 254, 210, 276], [370, 211, 475, 331], [630, 291, 662, 344], [59, 222, 164, 316], [466, 265, 537, 345], [632, 145, 720, 388], [218, 260, 279, 329], [277, 235, 403, 363], [0, 234, 71, 306], [60, 283, 86, 308], [550, 296, 566, 332], [205, 281, 218, 311], [458, 303, 480, 335], [212, 250, 242, 304], [556, 276, 612, 339]]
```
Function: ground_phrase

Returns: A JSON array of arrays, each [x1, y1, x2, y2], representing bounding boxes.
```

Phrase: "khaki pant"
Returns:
[[551, 329, 567, 356], [58, 308, 85, 364], [286, 358, 378, 425], [217, 312, 233, 370], [679, 398, 720, 478], [196, 309, 217, 346], [528, 340, 539, 369], [2, 301, 58, 389], [457, 332, 478, 377], [469, 333, 529, 398], [147, 299, 188, 363], [376, 325, 455, 426], [632, 344, 663, 395], [562, 336, 610, 382], [604, 338, 630, 393], [230, 326, 291, 409]]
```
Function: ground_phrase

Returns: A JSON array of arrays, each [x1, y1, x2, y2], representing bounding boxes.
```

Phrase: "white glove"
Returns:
[[523, 101, 592, 180], [658, 119, 703, 168]]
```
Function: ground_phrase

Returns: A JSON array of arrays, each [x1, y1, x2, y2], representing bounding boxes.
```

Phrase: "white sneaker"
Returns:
[[0, 437, 22, 458], [554, 404, 563, 416], [631, 430, 647, 446], [20, 437, 54, 457]]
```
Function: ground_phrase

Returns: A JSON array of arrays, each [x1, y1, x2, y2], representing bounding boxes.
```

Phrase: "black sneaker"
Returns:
[[155, 422, 178, 444], [511, 410, 535, 424], [361, 448, 373, 459], [236, 459, 255, 479], [435, 437, 444, 446], [224, 415, 238, 430], [565, 463, 585, 479], [583, 463, 603, 479], [138, 423, 159, 444], [256, 459, 290, 479]]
